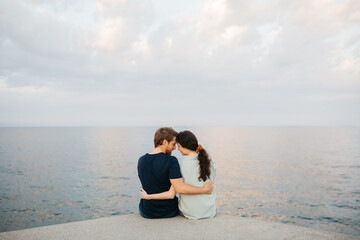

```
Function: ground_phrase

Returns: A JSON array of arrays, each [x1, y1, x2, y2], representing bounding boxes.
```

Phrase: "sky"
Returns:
[[0, 0, 359, 126]]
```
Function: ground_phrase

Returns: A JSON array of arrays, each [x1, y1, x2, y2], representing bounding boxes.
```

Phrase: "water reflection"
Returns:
[[187, 127, 360, 236], [0, 127, 359, 236]]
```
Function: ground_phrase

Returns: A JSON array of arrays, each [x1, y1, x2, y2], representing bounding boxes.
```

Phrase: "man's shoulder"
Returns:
[[138, 153, 148, 159], [139, 153, 178, 160], [138, 154, 179, 167], [138, 154, 148, 163], [164, 154, 179, 163]]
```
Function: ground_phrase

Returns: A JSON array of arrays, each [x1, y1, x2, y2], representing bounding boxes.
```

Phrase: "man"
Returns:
[[137, 127, 213, 218]]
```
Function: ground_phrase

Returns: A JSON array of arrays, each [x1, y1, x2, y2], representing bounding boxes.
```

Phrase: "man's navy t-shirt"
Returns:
[[137, 152, 182, 218]]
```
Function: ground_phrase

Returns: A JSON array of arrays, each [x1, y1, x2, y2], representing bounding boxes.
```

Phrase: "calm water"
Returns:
[[0, 127, 359, 236]]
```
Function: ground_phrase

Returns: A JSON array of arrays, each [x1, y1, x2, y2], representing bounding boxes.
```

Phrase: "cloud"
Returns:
[[91, 17, 126, 51], [333, 58, 359, 73], [0, 0, 359, 126]]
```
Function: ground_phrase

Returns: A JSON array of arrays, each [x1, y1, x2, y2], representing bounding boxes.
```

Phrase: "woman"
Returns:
[[140, 130, 216, 219]]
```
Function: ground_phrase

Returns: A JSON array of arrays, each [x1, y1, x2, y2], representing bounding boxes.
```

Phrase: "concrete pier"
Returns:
[[1, 214, 359, 240]]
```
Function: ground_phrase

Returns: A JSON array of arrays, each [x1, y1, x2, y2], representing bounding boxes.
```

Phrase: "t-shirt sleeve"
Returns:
[[169, 157, 182, 179]]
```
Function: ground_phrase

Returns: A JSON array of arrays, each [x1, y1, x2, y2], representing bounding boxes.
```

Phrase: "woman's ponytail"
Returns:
[[197, 147, 211, 182]]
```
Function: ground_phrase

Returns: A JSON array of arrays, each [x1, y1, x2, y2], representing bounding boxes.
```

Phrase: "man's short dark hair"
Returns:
[[154, 127, 178, 148]]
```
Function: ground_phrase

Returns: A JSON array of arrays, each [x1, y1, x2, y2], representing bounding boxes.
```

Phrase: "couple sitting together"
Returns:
[[137, 127, 216, 219]]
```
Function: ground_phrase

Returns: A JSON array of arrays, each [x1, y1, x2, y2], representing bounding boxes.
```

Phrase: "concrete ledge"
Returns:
[[0, 214, 359, 240]]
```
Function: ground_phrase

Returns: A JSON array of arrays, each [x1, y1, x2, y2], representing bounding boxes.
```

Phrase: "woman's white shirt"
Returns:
[[178, 155, 216, 219]]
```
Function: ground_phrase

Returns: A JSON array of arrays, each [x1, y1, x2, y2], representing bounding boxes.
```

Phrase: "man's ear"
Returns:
[[162, 139, 169, 146]]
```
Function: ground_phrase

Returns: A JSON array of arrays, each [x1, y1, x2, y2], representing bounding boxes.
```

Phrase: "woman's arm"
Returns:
[[139, 186, 176, 200]]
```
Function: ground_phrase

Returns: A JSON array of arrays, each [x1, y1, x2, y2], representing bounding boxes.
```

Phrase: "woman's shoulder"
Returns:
[[210, 159, 217, 177], [210, 159, 217, 168], [181, 155, 198, 164]]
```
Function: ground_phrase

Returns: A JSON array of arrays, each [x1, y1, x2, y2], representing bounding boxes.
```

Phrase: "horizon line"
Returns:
[[0, 124, 359, 128]]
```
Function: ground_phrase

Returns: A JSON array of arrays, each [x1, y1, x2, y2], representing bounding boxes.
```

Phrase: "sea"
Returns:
[[0, 127, 359, 236]]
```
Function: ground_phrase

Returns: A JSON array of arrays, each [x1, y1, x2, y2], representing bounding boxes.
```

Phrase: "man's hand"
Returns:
[[140, 187, 150, 199], [203, 181, 214, 194]]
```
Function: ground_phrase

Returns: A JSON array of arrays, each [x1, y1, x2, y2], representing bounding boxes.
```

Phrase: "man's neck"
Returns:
[[150, 147, 165, 154]]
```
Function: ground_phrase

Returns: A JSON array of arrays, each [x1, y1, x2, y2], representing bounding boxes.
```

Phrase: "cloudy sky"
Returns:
[[0, 0, 359, 126]]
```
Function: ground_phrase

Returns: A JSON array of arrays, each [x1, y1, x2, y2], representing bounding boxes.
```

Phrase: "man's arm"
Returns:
[[170, 178, 213, 194], [139, 186, 176, 200]]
